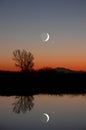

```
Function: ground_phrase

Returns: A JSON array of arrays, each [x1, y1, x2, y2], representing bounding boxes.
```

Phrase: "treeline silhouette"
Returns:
[[0, 68, 86, 95]]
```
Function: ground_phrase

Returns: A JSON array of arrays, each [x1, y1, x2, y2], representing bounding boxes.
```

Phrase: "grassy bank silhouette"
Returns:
[[0, 68, 86, 95]]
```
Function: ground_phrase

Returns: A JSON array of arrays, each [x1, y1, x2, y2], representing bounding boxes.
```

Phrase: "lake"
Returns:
[[0, 94, 86, 130]]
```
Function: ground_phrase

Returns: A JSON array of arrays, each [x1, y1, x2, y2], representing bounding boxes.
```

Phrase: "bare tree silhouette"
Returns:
[[12, 96, 34, 114], [13, 49, 34, 71]]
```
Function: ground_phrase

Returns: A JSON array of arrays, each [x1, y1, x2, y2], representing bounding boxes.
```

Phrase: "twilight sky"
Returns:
[[0, 0, 86, 71]]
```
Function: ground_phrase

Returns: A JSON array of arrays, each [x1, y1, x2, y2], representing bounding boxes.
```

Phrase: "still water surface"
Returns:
[[0, 94, 86, 130]]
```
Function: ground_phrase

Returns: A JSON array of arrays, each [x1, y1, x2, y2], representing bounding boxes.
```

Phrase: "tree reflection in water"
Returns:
[[12, 96, 34, 114]]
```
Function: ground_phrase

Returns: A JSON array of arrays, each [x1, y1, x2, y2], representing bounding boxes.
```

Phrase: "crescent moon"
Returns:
[[45, 33, 49, 42], [43, 113, 50, 122]]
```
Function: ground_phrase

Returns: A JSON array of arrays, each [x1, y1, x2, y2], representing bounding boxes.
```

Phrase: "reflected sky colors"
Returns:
[[0, 0, 86, 71], [0, 94, 86, 130]]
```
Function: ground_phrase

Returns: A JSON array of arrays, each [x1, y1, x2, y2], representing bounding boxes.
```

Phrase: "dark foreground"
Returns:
[[0, 69, 86, 95]]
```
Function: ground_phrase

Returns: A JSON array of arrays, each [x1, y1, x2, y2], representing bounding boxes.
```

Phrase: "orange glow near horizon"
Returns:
[[1, 58, 86, 71], [0, 1, 86, 72], [0, 46, 86, 71]]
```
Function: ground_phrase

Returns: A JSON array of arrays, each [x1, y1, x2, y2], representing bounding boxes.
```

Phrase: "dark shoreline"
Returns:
[[0, 70, 86, 95]]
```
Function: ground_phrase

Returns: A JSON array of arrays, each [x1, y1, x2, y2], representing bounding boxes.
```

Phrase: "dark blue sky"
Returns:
[[0, 0, 86, 70]]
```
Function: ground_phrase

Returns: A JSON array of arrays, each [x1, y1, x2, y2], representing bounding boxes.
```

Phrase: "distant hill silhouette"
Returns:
[[54, 67, 85, 73], [0, 67, 86, 95]]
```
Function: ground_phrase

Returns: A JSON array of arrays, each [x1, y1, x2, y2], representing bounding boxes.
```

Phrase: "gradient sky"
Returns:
[[0, 0, 86, 71]]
